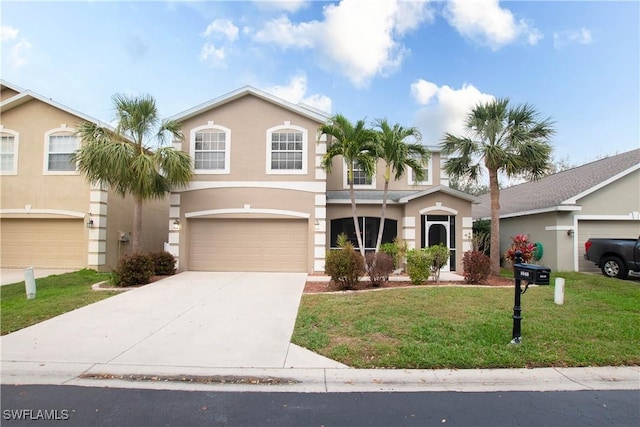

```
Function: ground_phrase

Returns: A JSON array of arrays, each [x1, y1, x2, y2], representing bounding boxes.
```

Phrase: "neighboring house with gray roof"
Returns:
[[473, 149, 640, 273]]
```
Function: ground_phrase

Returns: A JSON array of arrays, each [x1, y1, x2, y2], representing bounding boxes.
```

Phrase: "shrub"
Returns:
[[325, 241, 365, 291], [504, 234, 535, 264], [148, 251, 177, 275], [463, 251, 491, 284], [381, 238, 408, 270], [406, 248, 432, 285], [472, 219, 491, 255], [113, 253, 154, 287], [365, 252, 395, 287], [426, 244, 450, 283]]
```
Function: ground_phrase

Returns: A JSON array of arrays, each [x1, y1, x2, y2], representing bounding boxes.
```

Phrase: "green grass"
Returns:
[[1, 269, 118, 335], [292, 272, 640, 369]]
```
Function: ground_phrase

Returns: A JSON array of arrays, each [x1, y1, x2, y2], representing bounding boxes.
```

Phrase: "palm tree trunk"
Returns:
[[488, 167, 501, 275], [375, 176, 390, 253], [349, 182, 365, 258], [132, 194, 143, 253]]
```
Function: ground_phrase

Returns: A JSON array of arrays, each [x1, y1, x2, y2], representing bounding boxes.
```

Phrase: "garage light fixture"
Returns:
[[86, 215, 94, 228], [172, 219, 181, 230], [567, 229, 574, 237]]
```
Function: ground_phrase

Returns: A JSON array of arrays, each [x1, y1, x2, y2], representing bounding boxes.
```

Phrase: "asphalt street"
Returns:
[[2, 385, 638, 427]]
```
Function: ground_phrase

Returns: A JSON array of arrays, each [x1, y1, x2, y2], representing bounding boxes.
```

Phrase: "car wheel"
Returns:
[[601, 256, 629, 279]]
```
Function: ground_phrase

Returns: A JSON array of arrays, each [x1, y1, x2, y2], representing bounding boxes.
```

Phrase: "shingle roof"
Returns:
[[473, 148, 640, 219]]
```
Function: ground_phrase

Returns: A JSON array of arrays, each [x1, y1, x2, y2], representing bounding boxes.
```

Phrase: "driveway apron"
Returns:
[[1, 272, 307, 369]]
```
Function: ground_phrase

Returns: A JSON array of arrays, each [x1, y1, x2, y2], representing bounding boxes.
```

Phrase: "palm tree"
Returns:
[[440, 98, 555, 275], [319, 114, 377, 257], [373, 119, 429, 253], [73, 93, 192, 253]]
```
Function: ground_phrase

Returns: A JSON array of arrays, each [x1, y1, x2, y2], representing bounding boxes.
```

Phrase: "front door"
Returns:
[[425, 215, 452, 271]]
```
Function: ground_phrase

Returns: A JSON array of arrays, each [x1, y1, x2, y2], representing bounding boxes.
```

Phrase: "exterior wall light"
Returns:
[[86, 217, 94, 228], [567, 229, 574, 237], [172, 219, 181, 230]]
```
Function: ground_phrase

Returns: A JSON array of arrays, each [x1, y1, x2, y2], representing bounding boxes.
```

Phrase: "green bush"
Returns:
[[426, 244, 450, 283], [325, 244, 365, 291], [406, 248, 432, 285], [381, 238, 408, 270], [113, 253, 154, 287], [148, 251, 177, 275], [462, 250, 491, 284], [365, 252, 395, 287]]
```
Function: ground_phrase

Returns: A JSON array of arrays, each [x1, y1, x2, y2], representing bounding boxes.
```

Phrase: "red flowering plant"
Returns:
[[504, 234, 535, 264]]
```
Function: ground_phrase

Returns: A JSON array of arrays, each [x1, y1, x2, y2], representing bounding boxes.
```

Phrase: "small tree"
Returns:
[[427, 244, 450, 283]]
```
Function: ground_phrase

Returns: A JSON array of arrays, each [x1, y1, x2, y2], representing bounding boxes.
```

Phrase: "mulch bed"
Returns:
[[304, 275, 513, 294]]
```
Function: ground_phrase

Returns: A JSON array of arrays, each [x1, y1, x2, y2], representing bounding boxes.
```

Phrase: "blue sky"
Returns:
[[2, 0, 638, 166]]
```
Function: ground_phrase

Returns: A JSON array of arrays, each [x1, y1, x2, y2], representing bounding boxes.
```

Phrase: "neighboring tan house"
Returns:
[[0, 80, 168, 271], [167, 86, 477, 273], [473, 149, 640, 273]]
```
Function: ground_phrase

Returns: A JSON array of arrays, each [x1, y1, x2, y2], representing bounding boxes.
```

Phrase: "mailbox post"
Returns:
[[511, 251, 551, 344]]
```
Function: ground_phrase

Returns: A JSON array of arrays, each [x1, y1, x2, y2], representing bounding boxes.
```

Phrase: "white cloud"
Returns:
[[2, 26, 32, 69], [1, 25, 19, 41], [202, 19, 239, 42], [553, 28, 593, 49], [253, 0, 434, 87], [253, 15, 318, 48], [266, 74, 332, 113], [444, 0, 542, 50], [199, 43, 226, 66], [411, 79, 495, 145], [254, 0, 309, 13]]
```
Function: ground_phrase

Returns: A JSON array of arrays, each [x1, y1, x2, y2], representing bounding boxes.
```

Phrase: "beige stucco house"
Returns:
[[167, 86, 477, 273], [0, 80, 168, 271], [473, 149, 640, 273]]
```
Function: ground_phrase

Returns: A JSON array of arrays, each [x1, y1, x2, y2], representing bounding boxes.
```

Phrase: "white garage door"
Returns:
[[577, 220, 640, 273], [188, 218, 308, 272], [0, 218, 86, 268]]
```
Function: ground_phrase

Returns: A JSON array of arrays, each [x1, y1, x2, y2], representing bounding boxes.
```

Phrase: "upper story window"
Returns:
[[0, 129, 18, 175], [44, 128, 78, 175], [344, 160, 375, 189], [408, 157, 433, 185], [266, 123, 307, 175], [191, 123, 231, 174]]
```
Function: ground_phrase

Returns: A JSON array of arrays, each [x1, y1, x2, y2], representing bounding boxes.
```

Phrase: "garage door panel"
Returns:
[[578, 220, 640, 273], [189, 219, 308, 272], [0, 219, 85, 268]]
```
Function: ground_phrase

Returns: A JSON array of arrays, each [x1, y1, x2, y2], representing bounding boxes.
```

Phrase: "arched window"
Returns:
[[0, 128, 19, 175], [44, 127, 78, 174], [191, 123, 231, 174], [266, 123, 308, 174]]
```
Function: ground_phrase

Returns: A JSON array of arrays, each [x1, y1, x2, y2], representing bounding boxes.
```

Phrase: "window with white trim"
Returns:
[[343, 160, 375, 188], [44, 129, 78, 174], [191, 124, 231, 174], [0, 130, 18, 175], [408, 157, 432, 185], [266, 124, 308, 174]]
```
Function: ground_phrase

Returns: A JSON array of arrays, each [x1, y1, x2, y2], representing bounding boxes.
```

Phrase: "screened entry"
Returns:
[[330, 217, 397, 251]]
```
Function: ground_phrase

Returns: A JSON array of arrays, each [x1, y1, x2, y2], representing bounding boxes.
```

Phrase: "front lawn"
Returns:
[[1, 269, 118, 335], [292, 272, 640, 369]]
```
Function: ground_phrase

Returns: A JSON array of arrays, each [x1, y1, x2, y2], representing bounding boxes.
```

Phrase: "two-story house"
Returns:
[[0, 80, 167, 271], [167, 86, 477, 274]]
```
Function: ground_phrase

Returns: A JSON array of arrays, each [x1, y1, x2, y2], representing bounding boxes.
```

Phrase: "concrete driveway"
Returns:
[[1, 272, 345, 384]]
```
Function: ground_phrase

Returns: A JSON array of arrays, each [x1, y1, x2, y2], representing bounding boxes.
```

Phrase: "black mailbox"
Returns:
[[514, 263, 550, 285]]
